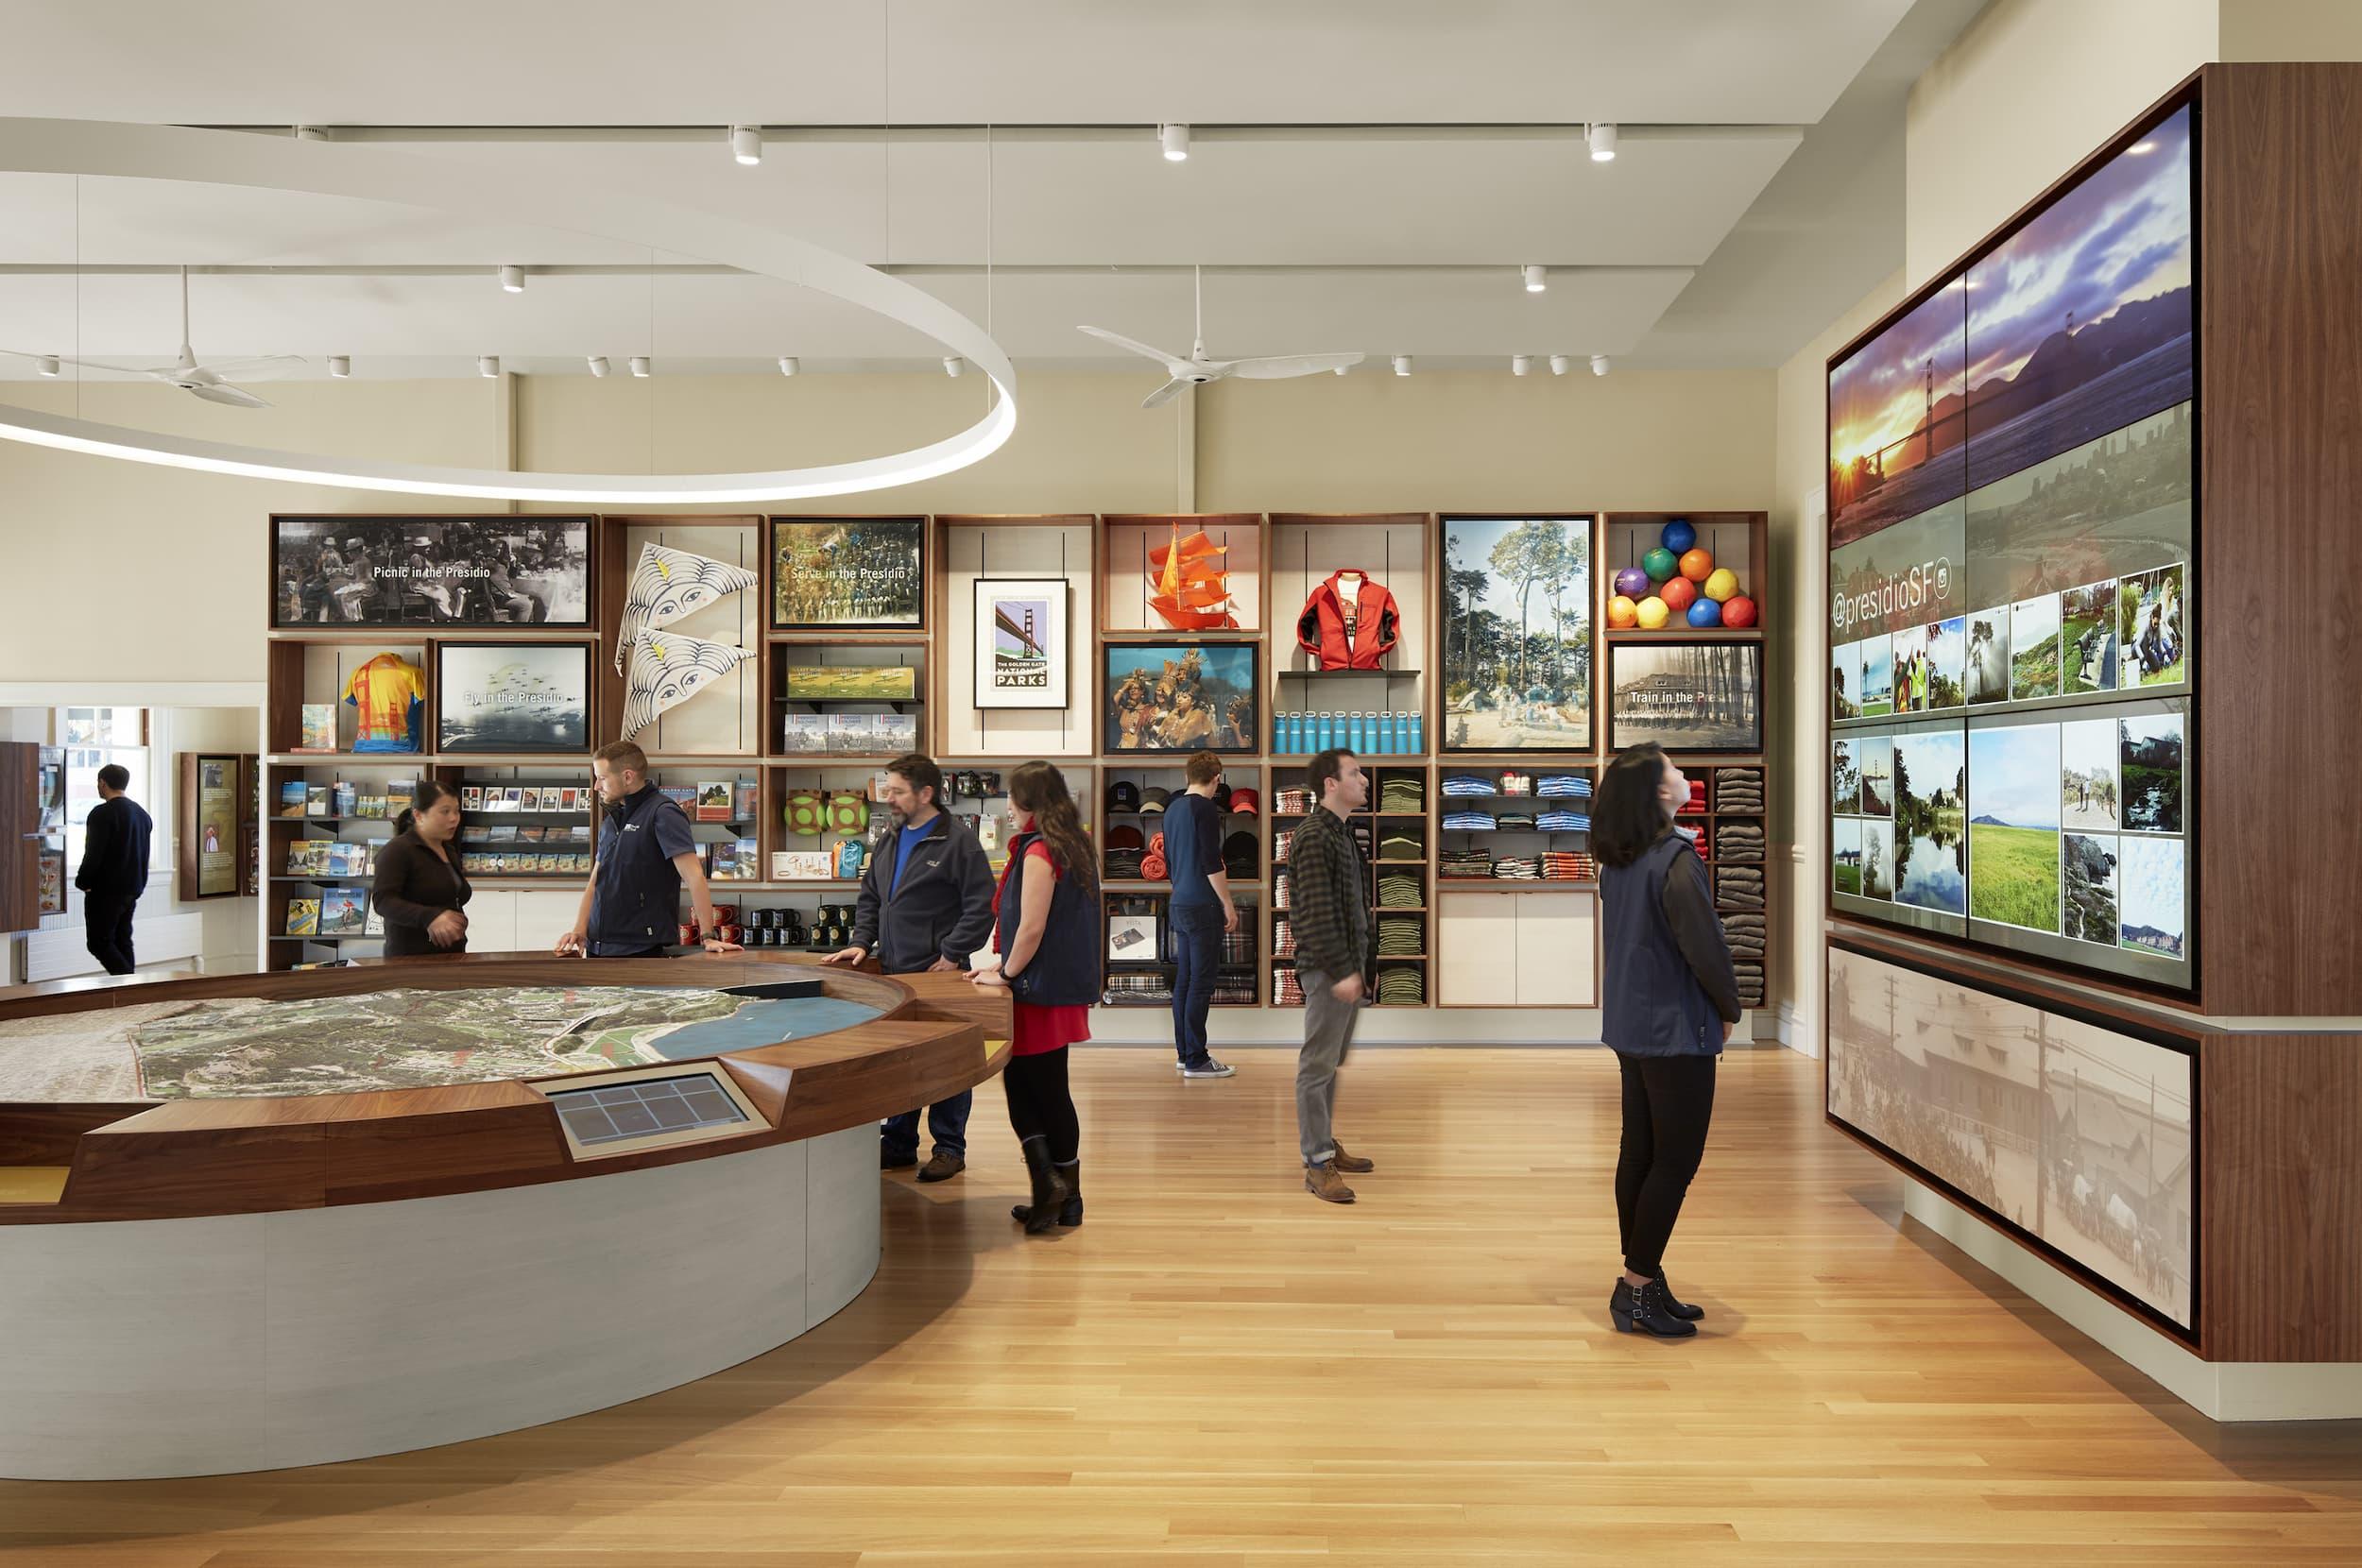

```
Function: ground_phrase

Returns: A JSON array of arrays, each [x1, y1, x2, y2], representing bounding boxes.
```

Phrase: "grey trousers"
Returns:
[[1297, 965, 1363, 1167]]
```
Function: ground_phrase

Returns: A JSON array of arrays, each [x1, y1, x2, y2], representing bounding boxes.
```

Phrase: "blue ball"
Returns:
[[1686, 596, 1723, 627], [1661, 519, 1697, 554]]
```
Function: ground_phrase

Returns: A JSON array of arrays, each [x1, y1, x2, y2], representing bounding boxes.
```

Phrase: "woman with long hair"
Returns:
[[1592, 743, 1741, 1338], [972, 761, 1100, 1234], [371, 779, 471, 958]]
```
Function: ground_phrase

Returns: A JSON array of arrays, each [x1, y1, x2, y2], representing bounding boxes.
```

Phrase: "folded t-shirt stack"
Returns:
[[1273, 828, 1295, 863], [1715, 864, 1765, 911], [1537, 774, 1592, 799], [1104, 847, 1145, 879], [1442, 774, 1496, 798], [1378, 775, 1427, 813], [1542, 850, 1597, 881], [1211, 971, 1259, 1006], [1273, 916, 1296, 957], [1733, 969, 1765, 1009], [1498, 770, 1532, 796], [1442, 810, 1497, 831], [1535, 810, 1589, 832], [1495, 812, 1537, 831], [1377, 871, 1424, 908], [1274, 968, 1305, 1007], [1716, 822, 1766, 864], [1378, 828, 1423, 861], [1274, 788, 1311, 814], [1492, 855, 1542, 880], [1375, 966, 1425, 1005], [1714, 768, 1764, 812], [1377, 914, 1425, 956], [1273, 871, 1291, 910], [1441, 847, 1494, 879]]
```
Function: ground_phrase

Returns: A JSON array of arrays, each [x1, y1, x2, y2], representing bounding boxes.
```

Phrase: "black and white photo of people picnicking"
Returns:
[[274, 518, 591, 626]]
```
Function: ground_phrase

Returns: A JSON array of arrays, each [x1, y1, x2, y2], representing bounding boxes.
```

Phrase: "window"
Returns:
[[58, 707, 149, 881]]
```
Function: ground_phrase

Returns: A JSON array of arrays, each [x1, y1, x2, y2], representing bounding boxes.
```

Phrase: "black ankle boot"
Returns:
[[1655, 1272, 1704, 1321], [1015, 1135, 1070, 1236], [1610, 1276, 1698, 1338], [1011, 1158, 1084, 1228]]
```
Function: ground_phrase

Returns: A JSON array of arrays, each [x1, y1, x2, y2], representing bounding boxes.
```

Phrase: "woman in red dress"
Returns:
[[972, 760, 1100, 1233]]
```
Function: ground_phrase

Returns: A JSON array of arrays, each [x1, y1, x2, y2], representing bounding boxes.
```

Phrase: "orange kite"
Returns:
[[1148, 520, 1239, 630]]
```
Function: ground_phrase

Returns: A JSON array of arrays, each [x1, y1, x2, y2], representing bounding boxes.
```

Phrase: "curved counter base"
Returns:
[[0, 1122, 880, 1480]]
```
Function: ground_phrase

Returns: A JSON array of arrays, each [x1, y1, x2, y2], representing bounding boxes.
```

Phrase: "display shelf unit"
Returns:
[[767, 639, 929, 763], [1600, 512, 1767, 637], [1099, 514, 1265, 634], [934, 516, 1098, 760], [596, 515, 766, 760], [1266, 514, 1431, 762], [1269, 763, 1431, 1009]]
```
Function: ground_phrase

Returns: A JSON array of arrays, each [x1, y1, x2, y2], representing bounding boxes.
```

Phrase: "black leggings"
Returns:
[[1613, 1052, 1718, 1278], [1003, 1047, 1080, 1164]]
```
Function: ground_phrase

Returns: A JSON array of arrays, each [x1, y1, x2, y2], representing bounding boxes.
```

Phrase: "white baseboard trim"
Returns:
[[1902, 1180, 2362, 1422]]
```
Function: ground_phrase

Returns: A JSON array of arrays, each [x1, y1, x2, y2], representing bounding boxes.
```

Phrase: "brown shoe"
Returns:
[[1329, 1139, 1375, 1175], [916, 1150, 966, 1183], [1304, 1160, 1357, 1203]]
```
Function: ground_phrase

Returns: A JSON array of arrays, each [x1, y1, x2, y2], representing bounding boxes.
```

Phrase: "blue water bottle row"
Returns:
[[1273, 709, 1424, 755]]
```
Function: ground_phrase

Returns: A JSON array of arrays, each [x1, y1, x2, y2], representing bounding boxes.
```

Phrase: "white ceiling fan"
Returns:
[[1080, 264, 1363, 409], [3, 267, 304, 408]]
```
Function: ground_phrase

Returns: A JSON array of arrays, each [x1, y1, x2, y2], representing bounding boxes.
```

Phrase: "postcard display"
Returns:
[[1821, 68, 2362, 1387]]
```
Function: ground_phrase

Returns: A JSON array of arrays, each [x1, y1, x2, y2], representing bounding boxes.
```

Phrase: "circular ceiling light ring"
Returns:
[[0, 119, 1018, 503]]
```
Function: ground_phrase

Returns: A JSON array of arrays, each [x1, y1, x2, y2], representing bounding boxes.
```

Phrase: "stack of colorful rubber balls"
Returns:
[[1606, 518, 1759, 630]]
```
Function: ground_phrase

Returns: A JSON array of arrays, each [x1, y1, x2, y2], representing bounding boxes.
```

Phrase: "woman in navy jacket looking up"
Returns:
[[1593, 742, 1742, 1338], [973, 760, 1100, 1235]]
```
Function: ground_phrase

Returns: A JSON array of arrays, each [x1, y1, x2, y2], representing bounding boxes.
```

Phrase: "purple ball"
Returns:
[[1614, 566, 1651, 599]]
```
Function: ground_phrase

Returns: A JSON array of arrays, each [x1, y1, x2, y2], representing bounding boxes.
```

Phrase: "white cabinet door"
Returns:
[[1512, 891, 1597, 1007], [1436, 892, 1518, 1007]]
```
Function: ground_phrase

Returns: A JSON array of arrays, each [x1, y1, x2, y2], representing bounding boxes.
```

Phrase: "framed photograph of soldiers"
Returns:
[[770, 517, 927, 630], [271, 516, 592, 627], [973, 579, 1071, 709], [1607, 640, 1763, 754], [1103, 641, 1258, 754]]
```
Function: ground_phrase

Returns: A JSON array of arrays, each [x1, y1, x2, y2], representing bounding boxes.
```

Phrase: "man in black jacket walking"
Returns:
[[825, 754, 997, 1181], [75, 763, 152, 976]]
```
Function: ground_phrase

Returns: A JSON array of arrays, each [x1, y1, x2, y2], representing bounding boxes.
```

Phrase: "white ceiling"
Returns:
[[0, 0, 1983, 379]]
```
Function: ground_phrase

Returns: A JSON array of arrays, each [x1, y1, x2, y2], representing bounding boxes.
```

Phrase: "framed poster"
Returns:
[[1608, 641, 1763, 754], [973, 579, 1070, 709], [1441, 516, 1593, 751], [1104, 641, 1258, 754], [770, 518, 926, 629], [178, 753, 243, 899], [436, 642, 592, 754], [272, 516, 592, 627]]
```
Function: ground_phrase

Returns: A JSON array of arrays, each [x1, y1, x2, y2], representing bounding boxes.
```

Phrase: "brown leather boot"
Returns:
[[1329, 1139, 1375, 1174], [1304, 1160, 1357, 1204]]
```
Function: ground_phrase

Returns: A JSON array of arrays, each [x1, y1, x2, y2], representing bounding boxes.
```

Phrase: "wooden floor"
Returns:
[[4, 1047, 2359, 1566]]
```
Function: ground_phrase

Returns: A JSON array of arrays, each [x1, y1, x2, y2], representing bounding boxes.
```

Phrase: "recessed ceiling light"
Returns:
[[1512, 354, 1532, 376], [1523, 264, 1548, 294], [1590, 354, 1610, 377], [1393, 354, 1412, 377], [1549, 354, 1571, 376], [730, 125, 762, 166], [1587, 123, 1618, 162], [587, 355, 610, 378], [1159, 124, 1190, 162], [778, 356, 800, 377], [499, 264, 524, 294], [943, 356, 966, 377], [477, 355, 501, 378], [328, 355, 351, 379], [628, 355, 651, 378], [37, 355, 60, 377], [294, 125, 328, 143]]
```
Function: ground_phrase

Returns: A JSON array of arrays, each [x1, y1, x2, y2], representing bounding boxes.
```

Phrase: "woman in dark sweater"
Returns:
[[373, 779, 471, 958], [1593, 742, 1742, 1338]]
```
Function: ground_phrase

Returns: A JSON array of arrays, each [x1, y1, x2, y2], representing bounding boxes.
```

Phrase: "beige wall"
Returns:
[[1906, 0, 2216, 284], [2220, 0, 2362, 59]]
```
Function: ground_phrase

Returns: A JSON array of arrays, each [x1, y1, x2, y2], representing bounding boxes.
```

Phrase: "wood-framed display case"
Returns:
[[176, 751, 256, 903]]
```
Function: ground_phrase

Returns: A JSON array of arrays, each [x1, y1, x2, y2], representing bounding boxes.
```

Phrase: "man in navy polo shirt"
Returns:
[[1165, 749, 1239, 1078], [556, 741, 740, 958]]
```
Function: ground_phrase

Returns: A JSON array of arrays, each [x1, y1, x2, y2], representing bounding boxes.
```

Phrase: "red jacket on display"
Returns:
[[1295, 570, 1400, 671]]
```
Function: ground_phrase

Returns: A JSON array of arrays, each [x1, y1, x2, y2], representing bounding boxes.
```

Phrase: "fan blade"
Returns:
[[0, 349, 156, 376], [1139, 378, 1193, 410], [1081, 325, 1190, 371], [185, 383, 271, 409], [190, 354, 307, 383], [1225, 352, 1366, 380]]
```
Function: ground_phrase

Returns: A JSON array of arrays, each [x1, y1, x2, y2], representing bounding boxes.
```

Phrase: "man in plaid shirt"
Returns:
[[1292, 747, 1378, 1202]]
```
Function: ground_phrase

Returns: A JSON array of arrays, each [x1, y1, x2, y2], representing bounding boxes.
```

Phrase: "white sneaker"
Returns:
[[1179, 1058, 1237, 1078]]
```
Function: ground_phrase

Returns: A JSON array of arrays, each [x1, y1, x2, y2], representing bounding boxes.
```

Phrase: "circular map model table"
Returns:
[[0, 953, 1008, 1480]]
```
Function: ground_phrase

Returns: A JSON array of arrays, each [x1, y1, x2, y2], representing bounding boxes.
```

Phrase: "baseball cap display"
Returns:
[[1107, 779, 1141, 813], [1104, 825, 1145, 851], [1139, 785, 1172, 813], [1226, 786, 1259, 814], [1223, 830, 1259, 878]]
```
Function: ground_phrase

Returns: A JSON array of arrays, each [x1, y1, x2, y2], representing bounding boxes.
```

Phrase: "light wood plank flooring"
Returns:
[[3, 1046, 2358, 1565]]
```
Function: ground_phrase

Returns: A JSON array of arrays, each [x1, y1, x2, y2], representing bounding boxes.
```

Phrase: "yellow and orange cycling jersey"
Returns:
[[341, 652, 425, 753]]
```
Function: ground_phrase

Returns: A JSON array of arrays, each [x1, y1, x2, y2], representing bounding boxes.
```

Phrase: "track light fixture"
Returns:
[[477, 355, 501, 378], [294, 125, 327, 143], [778, 356, 800, 377], [1159, 123, 1190, 162], [37, 355, 60, 377], [1523, 264, 1548, 294], [1587, 123, 1618, 162], [1549, 354, 1571, 376], [1591, 354, 1610, 377], [587, 355, 610, 378], [628, 355, 651, 378], [1512, 354, 1533, 377], [1393, 354, 1412, 376], [943, 356, 967, 378], [328, 355, 351, 379], [499, 264, 524, 294], [730, 125, 762, 166]]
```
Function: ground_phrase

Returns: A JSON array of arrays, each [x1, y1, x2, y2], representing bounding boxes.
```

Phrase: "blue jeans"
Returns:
[[881, 1092, 972, 1160], [1170, 900, 1224, 1065]]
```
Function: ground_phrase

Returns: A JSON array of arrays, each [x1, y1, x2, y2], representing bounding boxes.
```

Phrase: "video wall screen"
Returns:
[[1828, 945, 2196, 1334], [1826, 99, 2194, 990]]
